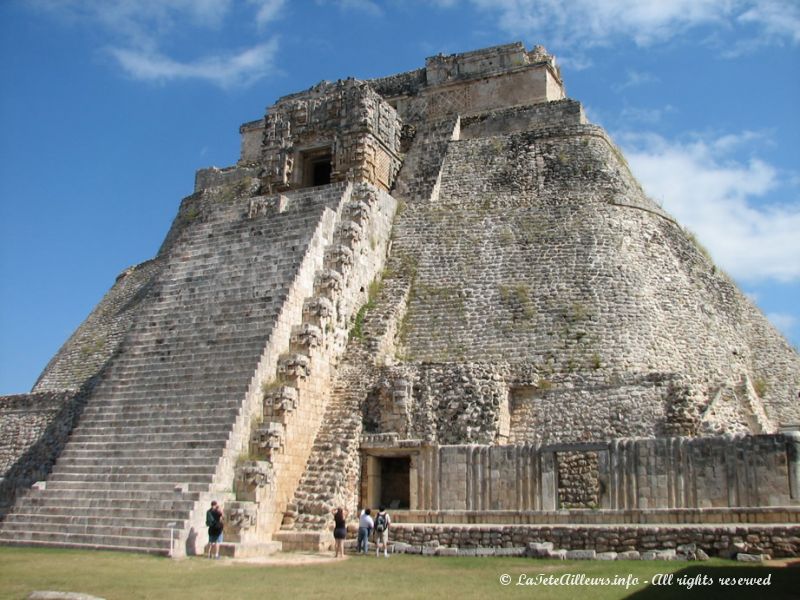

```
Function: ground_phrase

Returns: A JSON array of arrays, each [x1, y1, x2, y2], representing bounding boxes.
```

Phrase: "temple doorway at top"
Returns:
[[300, 148, 333, 188]]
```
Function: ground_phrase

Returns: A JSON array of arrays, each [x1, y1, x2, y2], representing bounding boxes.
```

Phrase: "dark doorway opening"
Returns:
[[380, 456, 410, 509], [301, 148, 333, 188], [311, 158, 332, 186]]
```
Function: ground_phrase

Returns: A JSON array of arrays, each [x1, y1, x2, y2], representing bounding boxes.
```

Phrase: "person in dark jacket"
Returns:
[[206, 500, 224, 559]]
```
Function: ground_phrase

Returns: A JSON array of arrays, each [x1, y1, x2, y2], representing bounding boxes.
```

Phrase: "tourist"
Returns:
[[206, 500, 224, 559], [357, 508, 373, 554], [374, 505, 391, 558], [332, 507, 348, 558]]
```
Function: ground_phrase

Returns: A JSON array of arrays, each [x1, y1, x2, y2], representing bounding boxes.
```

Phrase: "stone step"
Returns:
[[73, 421, 232, 434], [63, 439, 228, 452], [47, 473, 213, 492], [0, 536, 170, 556], [12, 504, 190, 521], [79, 403, 241, 417], [51, 464, 213, 477], [1, 519, 175, 540], [0, 529, 172, 552], [73, 420, 238, 435], [3, 512, 186, 530], [117, 339, 268, 353], [94, 363, 259, 378], [23, 488, 202, 502], [68, 430, 232, 444], [57, 446, 224, 460], [21, 494, 198, 512], [53, 457, 215, 470]]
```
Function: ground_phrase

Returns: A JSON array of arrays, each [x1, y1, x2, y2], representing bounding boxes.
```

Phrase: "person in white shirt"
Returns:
[[357, 508, 374, 554]]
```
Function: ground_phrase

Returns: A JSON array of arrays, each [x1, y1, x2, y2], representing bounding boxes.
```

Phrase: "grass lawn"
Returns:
[[0, 547, 798, 600]]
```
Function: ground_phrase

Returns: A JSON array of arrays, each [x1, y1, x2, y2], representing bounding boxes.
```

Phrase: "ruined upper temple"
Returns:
[[2, 42, 799, 558]]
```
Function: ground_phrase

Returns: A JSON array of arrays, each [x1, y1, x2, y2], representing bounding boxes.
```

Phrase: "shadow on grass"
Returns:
[[625, 564, 800, 600]]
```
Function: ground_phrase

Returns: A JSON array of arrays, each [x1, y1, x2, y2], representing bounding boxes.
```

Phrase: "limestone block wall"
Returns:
[[369, 42, 565, 124], [239, 119, 265, 164], [412, 434, 799, 513], [194, 165, 260, 193], [425, 43, 540, 85], [557, 451, 599, 508], [421, 66, 563, 121], [387, 121, 800, 440], [459, 100, 586, 139], [0, 391, 82, 516], [364, 363, 509, 445]]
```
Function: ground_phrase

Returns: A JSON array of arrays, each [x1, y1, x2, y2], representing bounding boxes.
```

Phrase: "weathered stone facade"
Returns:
[[0, 391, 83, 517], [1, 42, 799, 557], [357, 433, 800, 514]]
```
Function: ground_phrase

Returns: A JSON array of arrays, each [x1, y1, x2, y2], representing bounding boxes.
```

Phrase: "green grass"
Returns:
[[0, 547, 798, 600]]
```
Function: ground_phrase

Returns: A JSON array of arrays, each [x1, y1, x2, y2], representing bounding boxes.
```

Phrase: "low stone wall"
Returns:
[[389, 523, 800, 557], [0, 391, 83, 518]]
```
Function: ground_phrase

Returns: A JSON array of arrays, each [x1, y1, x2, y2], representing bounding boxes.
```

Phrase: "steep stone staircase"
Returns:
[[227, 183, 398, 553], [279, 344, 375, 535], [393, 116, 460, 204], [0, 184, 348, 555]]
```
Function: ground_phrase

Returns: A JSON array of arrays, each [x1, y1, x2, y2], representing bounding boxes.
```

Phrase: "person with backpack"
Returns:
[[206, 500, 224, 559], [374, 506, 391, 558]]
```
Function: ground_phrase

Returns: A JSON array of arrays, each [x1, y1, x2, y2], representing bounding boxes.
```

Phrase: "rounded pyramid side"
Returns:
[[387, 123, 799, 442]]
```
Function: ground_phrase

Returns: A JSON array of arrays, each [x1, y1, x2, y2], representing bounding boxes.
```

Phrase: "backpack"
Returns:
[[207, 509, 223, 533], [375, 513, 388, 532]]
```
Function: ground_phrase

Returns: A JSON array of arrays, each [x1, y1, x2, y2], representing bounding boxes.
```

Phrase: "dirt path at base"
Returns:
[[224, 553, 346, 566]]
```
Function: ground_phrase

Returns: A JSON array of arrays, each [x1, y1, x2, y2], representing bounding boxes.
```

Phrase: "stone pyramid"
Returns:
[[1, 42, 798, 558]]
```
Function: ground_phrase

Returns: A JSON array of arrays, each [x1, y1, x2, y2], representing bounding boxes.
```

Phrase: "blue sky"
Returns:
[[1, 0, 798, 394]]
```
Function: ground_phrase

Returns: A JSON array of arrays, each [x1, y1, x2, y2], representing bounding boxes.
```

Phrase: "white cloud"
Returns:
[[613, 70, 660, 93], [32, 0, 283, 88], [554, 54, 594, 71], [248, 0, 286, 28], [618, 131, 800, 283], [739, 0, 800, 43], [111, 40, 279, 88], [315, 0, 383, 16], [619, 105, 674, 124], [454, 0, 799, 53], [33, 0, 232, 44]]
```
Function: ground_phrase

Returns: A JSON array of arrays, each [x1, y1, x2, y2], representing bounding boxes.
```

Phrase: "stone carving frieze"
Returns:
[[315, 269, 343, 297], [263, 385, 298, 414], [303, 296, 335, 321], [277, 353, 311, 380], [291, 324, 323, 349]]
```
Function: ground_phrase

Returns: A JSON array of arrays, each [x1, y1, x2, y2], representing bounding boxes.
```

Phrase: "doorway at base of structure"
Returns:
[[362, 453, 413, 510]]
